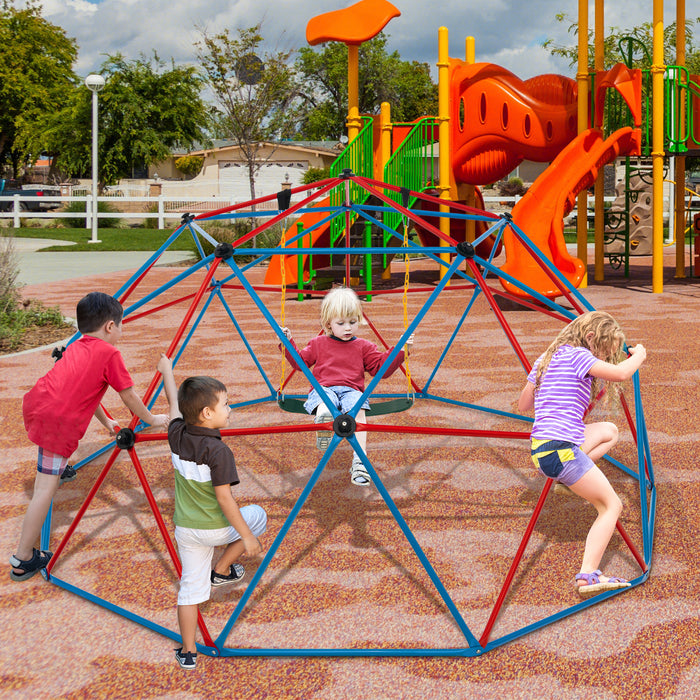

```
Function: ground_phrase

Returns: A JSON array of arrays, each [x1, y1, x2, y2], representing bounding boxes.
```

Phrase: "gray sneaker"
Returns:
[[314, 406, 333, 450], [211, 563, 245, 587], [175, 647, 197, 670]]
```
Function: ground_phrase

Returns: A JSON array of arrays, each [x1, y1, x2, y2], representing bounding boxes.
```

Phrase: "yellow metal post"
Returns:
[[652, 0, 665, 292], [593, 0, 605, 282], [438, 27, 451, 280], [347, 44, 362, 142], [465, 37, 476, 245], [576, 0, 589, 287]]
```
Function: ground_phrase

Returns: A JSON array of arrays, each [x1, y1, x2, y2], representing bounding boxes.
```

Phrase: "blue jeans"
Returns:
[[304, 385, 370, 415]]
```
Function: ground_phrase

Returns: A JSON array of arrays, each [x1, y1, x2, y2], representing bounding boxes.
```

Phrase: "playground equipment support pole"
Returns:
[[593, 0, 605, 282], [652, 0, 665, 293], [576, 0, 589, 288], [347, 44, 361, 142], [438, 27, 451, 281], [464, 37, 477, 247], [675, 0, 687, 279]]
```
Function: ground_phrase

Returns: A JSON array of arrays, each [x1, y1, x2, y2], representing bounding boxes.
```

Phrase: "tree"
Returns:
[[43, 53, 211, 187], [0, 1, 78, 178], [543, 14, 700, 72], [294, 33, 438, 141], [196, 24, 299, 202]]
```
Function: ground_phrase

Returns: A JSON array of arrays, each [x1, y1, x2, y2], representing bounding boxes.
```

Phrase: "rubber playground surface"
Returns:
[[1, 251, 699, 699]]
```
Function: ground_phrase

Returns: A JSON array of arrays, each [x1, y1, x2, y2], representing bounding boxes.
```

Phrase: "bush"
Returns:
[[0, 235, 72, 352], [62, 199, 122, 229], [497, 177, 528, 197], [302, 167, 331, 185], [175, 155, 204, 179], [0, 235, 20, 315]]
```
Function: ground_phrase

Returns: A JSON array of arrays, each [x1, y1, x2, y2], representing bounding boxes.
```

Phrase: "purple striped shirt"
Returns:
[[527, 345, 598, 444]]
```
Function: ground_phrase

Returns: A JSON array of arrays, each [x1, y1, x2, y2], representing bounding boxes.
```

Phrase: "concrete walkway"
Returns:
[[10, 237, 192, 286]]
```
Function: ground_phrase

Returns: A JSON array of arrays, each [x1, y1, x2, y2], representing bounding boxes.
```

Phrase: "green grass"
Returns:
[[1, 227, 193, 252]]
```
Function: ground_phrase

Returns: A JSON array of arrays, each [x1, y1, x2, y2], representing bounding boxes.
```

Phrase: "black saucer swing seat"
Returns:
[[277, 395, 413, 417]]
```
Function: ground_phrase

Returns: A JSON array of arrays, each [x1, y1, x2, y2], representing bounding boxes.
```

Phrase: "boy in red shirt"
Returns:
[[10, 291, 168, 581]]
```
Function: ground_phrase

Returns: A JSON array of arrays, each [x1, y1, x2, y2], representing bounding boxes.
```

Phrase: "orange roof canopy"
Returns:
[[306, 0, 401, 46]]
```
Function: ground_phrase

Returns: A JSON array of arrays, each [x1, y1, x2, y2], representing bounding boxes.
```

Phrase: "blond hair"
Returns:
[[320, 287, 364, 335], [535, 310, 626, 403]]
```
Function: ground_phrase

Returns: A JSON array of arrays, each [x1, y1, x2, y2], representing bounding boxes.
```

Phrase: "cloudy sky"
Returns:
[[35, 0, 699, 80]]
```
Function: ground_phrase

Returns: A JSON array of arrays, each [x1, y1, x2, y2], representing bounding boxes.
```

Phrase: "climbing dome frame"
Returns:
[[40, 173, 655, 657]]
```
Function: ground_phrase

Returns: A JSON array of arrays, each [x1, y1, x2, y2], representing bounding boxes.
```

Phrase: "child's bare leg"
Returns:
[[177, 604, 199, 653], [14, 472, 60, 565], [580, 422, 618, 463], [568, 465, 623, 583], [354, 409, 367, 459], [212, 540, 245, 575]]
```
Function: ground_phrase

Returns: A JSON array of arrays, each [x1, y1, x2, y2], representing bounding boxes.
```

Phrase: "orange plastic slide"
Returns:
[[500, 126, 642, 299]]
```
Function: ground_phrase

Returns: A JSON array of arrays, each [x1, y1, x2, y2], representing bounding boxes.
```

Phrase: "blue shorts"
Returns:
[[530, 439, 594, 487], [304, 385, 370, 415]]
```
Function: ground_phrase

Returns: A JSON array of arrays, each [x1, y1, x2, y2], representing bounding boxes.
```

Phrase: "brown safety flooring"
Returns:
[[1, 250, 699, 699]]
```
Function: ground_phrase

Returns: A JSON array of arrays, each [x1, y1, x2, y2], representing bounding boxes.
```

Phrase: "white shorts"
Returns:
[[175, 504, 267, 606]]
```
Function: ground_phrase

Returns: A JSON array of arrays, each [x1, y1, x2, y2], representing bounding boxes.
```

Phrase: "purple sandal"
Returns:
[[575, 569, 631, 597]]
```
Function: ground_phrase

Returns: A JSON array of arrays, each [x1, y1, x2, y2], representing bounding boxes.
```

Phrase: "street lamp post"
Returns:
[[85, 74, 105, 244]]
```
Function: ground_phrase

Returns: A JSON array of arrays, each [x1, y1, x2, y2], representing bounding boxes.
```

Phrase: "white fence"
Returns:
[[0, 194, 282, 229], [0, 193, 677, 231]]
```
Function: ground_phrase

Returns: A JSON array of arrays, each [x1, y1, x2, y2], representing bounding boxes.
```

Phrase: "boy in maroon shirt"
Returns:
[[281, 287, 413, 486]]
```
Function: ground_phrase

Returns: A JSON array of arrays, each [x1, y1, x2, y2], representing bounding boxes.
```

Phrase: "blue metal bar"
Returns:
[[423, 288, 481, 393], [348, 255, 465, 419], [49, 574, 184, 645], [215, 440, 341, 647], [112, 224, 192, 300], [347, 441, 481, 648], [213, 286, 278, 396]]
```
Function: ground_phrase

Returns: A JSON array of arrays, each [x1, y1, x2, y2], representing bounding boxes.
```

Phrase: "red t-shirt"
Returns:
[[283, 334, 405, 392], [23, 336, 133, 457]]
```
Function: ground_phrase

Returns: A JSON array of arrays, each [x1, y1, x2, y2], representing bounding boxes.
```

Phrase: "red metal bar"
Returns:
[[466, 259, 532, 373], [479, 478, 554, 646], [119, 259, 158, 304], [128, 447, 217, 649], [355, 175, 499, 219], [363, 312, 421, 393], [46, 445, 121, 574], [508, 228, 586, 314], [354, 177, 459, 247], [124, 292, 199, 325], [615, 519, 647, 573], [129, 259, 223, 428]]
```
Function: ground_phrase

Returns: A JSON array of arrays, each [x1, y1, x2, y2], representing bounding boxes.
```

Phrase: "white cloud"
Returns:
[[19, 0, 700, 77]]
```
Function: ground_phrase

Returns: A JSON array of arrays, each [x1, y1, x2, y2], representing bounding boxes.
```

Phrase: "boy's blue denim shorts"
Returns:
[[530, 439, 594, 487], [304, 385, 370, 415]]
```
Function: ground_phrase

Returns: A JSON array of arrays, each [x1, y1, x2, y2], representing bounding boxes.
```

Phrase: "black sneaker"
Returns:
[[60, 465, 77, 483], [175, 647, 197, 670], [210, 563, 245, 587]]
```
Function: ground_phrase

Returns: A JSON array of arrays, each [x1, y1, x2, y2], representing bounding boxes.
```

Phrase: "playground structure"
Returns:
[[32, 0, 664, 661], [262, 0, 700, 296], [38, 172, 655, 657]]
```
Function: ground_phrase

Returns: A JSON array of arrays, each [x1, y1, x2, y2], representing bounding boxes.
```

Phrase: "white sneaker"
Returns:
[[350, 459, 371, 486], [314, 405, 333, 450]]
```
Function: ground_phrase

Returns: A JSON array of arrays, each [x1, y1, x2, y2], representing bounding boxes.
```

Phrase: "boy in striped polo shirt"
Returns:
[[158, 355, 266, 670]]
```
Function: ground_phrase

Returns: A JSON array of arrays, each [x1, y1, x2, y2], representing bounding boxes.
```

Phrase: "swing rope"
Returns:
[[402, 208, 412, 398]]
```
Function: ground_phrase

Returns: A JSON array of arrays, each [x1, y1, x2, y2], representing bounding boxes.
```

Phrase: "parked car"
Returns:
[[0, 179, 61, 212]]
